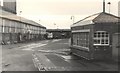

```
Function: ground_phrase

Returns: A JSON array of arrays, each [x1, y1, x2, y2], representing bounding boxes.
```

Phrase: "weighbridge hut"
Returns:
[[70, 12, 120, 60]]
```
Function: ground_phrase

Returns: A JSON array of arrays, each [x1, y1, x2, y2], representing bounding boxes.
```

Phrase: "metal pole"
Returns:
[[108, 2, 111, 14], [103, 0, 105, 13], [19, 11, 22, 22], [71, 16, 75, 24], [19, 11, 22, 41], [54, 23, 57, 29]]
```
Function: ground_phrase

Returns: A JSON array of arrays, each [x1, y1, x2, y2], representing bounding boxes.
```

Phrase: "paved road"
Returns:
[[1, 39, 118, 71], [1, 39, 69, 71]]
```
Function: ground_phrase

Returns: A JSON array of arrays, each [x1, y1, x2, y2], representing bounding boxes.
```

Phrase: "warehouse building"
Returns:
[[0, 0, 46, 45], [0, 9, 46, 45]]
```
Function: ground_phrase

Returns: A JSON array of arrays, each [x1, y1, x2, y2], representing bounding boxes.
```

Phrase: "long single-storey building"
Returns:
[[0, 8, 46, 45]]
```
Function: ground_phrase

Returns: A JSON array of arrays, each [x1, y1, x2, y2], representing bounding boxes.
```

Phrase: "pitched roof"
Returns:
[[0, 9, 46, 28], [71, 12, 120, 27]]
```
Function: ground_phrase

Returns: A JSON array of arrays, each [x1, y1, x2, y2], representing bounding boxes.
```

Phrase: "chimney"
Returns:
[[103, 0, 105, 13]]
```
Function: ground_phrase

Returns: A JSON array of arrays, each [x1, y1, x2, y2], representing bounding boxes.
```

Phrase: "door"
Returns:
[[112, 33, 120, 62]]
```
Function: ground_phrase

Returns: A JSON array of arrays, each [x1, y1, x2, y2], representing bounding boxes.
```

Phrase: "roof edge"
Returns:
[[73, 12, 102, 25]]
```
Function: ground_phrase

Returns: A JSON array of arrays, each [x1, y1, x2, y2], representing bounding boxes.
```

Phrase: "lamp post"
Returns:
[[54, 23, 57, 29], [71, 16, 75, 25], [19, 11, 22, 15], [19, 11, 22, 41], [57, 26, 59, 29], [107, 2, 111, 14], [39, 20, 40, 23], [19, 11, 22, 22]]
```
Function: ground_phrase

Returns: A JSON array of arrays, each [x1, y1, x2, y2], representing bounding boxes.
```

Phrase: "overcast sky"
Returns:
[[16, 0, 119, 29]]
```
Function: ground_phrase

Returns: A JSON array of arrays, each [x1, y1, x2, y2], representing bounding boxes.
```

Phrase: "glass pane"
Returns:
[[94, 33, 97, 37], [102, 32, 104, 37], [101, 39, 104, 44], [98, 32, 100, 37], [94, 40, 98, 44], [105, 40, 108, 44], [106, 34, 108, 37]]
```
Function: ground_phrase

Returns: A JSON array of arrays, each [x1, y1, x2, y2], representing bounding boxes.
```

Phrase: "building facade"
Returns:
[[0, 0, 46, 45], [0, 9, 46, 45], [70, 12, 120, 60], [46, 29, 71, 39]]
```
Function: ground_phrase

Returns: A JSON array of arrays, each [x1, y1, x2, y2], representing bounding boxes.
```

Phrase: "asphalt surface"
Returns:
[[1, 39, 69, 71], [1, 39, 119, 71]]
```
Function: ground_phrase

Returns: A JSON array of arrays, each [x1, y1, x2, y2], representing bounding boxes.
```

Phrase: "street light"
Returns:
[[71, 16, 75, 25], [107, 2, 111, 13], [54, 23, 57, 29], [57, 26, 59, 29], [39, 20, 40, 23], [19, 11, 22, 22]]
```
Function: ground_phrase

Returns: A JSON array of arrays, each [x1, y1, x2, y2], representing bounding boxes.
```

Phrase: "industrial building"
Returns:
[[0, 0, 46, 45]]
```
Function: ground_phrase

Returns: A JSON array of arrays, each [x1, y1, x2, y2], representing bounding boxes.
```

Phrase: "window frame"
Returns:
[[93, 31, 109, 46]]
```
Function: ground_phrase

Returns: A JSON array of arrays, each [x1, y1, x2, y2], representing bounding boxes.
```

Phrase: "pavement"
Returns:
[[0, 39, 119, 71]]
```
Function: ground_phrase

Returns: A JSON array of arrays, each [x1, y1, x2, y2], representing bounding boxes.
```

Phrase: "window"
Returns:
[[94, 31, 109, 45], [72, 32, 89, 49]]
